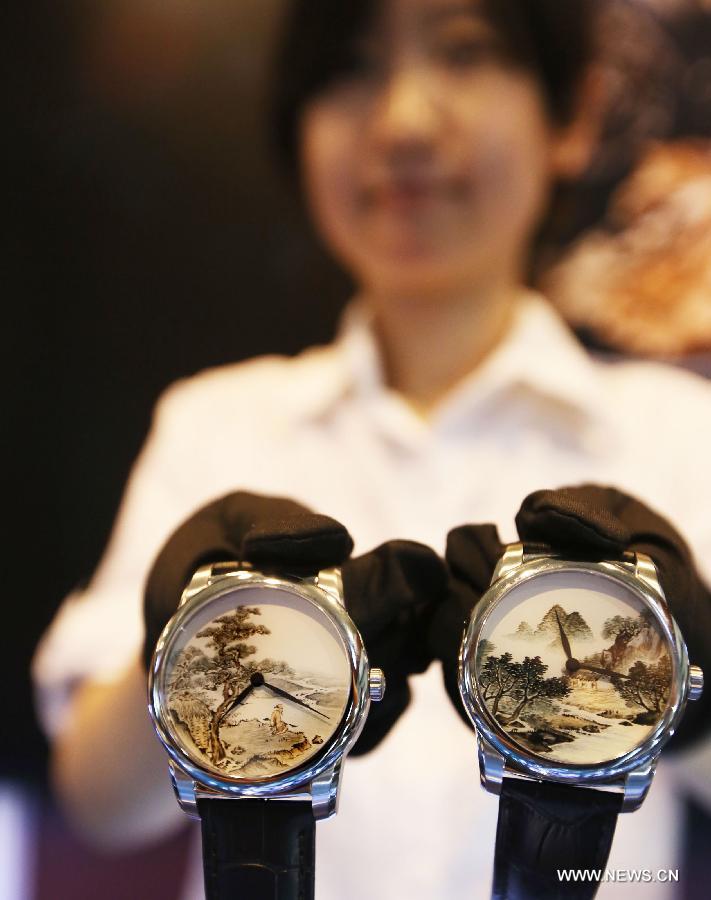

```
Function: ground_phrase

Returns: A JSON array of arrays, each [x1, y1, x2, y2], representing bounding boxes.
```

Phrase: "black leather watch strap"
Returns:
[[521, 541, 627, 566], [492, 778, 622, 900], [198, 798, 315, 900]]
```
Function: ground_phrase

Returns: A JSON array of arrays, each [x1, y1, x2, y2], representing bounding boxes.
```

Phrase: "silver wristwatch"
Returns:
[[458, 542, 703, 900], [148, 561, 385, 900], [460, 542, 703, 808]]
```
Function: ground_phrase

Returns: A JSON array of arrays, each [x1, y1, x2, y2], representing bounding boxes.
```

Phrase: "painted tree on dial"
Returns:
[[611, 656, 671, 717], [169, 645, 213, 693], [602, 615, 643, 643], [481, 653, 570, 723], [195, 607, 270, 763], [504, 656, 570, 723], [480, 652, 522, 716]]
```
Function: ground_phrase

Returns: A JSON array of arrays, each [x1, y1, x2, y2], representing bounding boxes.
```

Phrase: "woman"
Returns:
[[34, 1, 711, 897]]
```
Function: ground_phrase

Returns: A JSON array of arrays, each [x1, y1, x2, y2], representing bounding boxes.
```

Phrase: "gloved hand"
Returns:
[[431, 484, 711, 750], [342, 539, 446, 753], [429, 523, 505, 727], [143, 491, 446, 754]]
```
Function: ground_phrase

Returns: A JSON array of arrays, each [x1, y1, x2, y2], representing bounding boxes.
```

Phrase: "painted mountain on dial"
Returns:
[[508, 603, 593, 645], [535, 605, 593, 642], [508, 605, 593, 641]]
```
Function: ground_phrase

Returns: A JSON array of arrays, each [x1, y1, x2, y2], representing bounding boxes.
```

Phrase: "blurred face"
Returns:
[[299, 0, 573, 298]]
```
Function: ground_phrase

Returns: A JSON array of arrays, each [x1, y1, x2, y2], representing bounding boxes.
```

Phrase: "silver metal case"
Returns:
[[148, 568, 372, 819], [459, 551, 693, 811]]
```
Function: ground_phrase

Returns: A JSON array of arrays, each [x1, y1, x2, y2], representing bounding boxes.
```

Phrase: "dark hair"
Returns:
[[271, 0, 595, 176]]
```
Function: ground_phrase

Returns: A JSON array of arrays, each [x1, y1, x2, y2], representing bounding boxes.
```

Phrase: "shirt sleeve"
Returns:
[[32, 377, 223, 738], [30, 347, 339, 739]]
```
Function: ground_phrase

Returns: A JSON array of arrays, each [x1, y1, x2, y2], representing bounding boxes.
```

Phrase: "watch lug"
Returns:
[[621, 762, 656, 812], [169, 762, 200, 819], [179, 564, 214, 607], [632, 553, 664, 597], [492, 543, 524, 584], [316, 568, 344, 607], [477, 734, 505, 796], [310, 760, 343, 820]]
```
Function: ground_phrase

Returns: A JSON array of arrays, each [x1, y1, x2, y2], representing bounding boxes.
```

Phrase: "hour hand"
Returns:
[[263, 680, 331, 721], [576, 662, 628, 680], [554, 609, 573, 661], [221, 681, 255, 719]]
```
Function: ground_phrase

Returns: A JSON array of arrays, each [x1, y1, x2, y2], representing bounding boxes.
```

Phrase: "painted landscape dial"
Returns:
[[472, 571, 673, 765], [161, 586, 351, 778]]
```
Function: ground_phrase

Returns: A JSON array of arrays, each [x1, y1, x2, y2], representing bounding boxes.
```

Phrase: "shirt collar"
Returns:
[[299, 291, 611, 443], [436, 291, 610, 429]]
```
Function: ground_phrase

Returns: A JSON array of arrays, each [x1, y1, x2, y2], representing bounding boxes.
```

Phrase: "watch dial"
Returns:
[[160, 586, 351, 778], [472, 571, 673, 765]]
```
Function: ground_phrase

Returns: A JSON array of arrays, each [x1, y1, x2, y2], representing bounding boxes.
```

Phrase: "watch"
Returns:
[[458, 542, 704, 900], [148, 561, 385, 900]]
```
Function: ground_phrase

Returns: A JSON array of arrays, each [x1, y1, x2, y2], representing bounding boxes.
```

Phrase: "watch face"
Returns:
[[158, 585, 351, 779], [471, 570, 673, 766]]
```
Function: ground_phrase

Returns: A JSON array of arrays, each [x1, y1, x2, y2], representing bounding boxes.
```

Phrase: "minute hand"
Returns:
[[220, 682, 255, 720], [263, 681, 331, 721], [554, 609, 573, 661]]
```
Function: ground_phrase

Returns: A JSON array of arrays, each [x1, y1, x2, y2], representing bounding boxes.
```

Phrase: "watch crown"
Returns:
[[688, 665, 704, 701], [368, 668, 386, 702]]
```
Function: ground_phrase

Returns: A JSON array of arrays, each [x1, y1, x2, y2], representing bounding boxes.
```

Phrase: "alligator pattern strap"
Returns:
[[198, 798, 315, 900], [492, 778, 622, 900]]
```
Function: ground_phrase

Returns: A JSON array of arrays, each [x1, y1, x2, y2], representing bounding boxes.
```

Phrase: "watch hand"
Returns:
[[262, 680, 331, 721], [554, 609, 573, 661], [575, 662, 629, 680], [220, 671, 267, 719], [220, 681, 255, 719]]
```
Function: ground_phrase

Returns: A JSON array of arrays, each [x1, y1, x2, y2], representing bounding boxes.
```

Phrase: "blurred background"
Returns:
[[5, 0, 711, 897]]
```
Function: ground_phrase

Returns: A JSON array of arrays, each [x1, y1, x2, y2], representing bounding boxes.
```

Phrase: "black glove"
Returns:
[[432, 484, 711, 750], [429, 523, 505, 727], [143, 491, 446, 754], [342, 539, 447, 753]]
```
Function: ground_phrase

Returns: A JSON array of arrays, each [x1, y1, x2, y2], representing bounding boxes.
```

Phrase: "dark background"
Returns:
[[7, 0, 351, 785]]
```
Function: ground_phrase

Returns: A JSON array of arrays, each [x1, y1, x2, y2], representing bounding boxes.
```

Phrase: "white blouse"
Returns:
[[34, 293, 711, 899]]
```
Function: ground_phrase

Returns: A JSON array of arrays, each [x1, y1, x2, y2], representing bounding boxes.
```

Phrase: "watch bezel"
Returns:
[[148, 569, 370, 799], [459, 557, 690, 786]]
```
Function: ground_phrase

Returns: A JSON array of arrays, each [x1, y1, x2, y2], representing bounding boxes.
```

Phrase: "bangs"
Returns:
[[271, 0, 594, 176], [271, 0, 377, 175]]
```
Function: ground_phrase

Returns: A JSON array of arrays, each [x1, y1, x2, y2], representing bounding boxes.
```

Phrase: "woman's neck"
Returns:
[[363, 280, 520, 415]]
